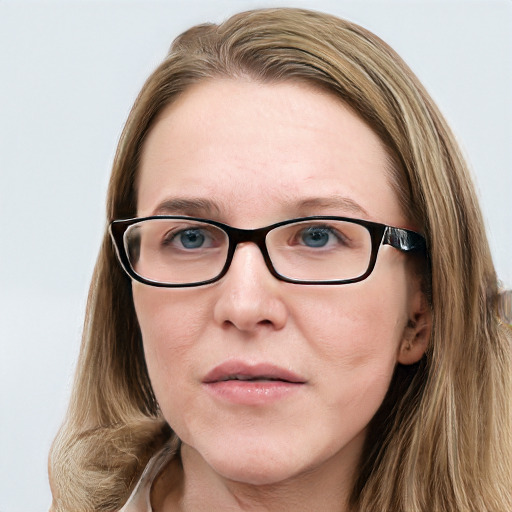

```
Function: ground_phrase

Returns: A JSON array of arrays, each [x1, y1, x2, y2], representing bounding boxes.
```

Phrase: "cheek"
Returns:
[[296, 281, 406, 346], [291, 274, 409, 387], [134, 284, 208, 341], [132, 284, 211, 393]]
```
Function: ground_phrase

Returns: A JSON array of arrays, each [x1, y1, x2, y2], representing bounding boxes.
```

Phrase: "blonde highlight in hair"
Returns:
[[50, 8, 512, 511]]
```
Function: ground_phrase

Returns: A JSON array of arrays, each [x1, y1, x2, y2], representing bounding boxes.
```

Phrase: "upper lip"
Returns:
[[202, 361, 306, 384]]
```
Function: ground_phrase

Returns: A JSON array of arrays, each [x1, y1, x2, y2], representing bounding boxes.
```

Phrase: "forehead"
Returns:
[[137, 79, 406, 228]]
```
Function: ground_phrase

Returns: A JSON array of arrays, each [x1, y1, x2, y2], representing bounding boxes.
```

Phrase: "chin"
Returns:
[[187, 432, 309, 486], [211, 456, 300, 486]]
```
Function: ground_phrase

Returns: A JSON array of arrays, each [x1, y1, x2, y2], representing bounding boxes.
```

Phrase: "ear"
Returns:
[[397, 288, 431, 365]]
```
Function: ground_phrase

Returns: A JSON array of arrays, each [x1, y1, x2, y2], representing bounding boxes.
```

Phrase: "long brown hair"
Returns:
[[50, 8, 512, 511]]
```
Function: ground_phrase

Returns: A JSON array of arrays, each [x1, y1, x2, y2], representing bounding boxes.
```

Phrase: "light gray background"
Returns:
[[1, 1, 510, 510]]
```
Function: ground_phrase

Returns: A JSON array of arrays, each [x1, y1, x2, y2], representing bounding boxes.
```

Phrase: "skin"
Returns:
[[133, 79, 430, 511]]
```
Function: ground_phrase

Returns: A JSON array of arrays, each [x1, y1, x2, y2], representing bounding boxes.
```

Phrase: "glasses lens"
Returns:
[[266, 219, 372, 282], [124, 219, 229, 285]]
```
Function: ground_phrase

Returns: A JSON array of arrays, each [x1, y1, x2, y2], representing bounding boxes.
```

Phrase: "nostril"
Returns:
[[222, 317, 273, 330]]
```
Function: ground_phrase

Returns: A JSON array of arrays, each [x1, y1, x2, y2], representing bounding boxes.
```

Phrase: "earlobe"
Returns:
[[397, 293, 432, 365]]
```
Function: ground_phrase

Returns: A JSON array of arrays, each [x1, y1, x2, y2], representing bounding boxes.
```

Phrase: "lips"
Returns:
[[202, 361, 306, 405], [218, 375, 289, 382], [202, 362, 306, 384]]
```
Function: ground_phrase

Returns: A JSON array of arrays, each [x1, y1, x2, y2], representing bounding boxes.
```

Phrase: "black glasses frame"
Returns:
[[109, 215, 427, 288]]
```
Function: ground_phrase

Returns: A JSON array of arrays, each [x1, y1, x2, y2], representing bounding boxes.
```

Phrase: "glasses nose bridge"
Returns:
[[228, 224, 271, 251], [225, 224, 274, 272]]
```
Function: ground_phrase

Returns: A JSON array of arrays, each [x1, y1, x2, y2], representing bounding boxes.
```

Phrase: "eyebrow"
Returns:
[[292, 196, 369, 217], [150, 195, 368, 219], [152, 198, 222, 217]]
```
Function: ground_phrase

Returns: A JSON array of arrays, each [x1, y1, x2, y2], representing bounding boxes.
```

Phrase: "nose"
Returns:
[[213, 243, 288, 333]]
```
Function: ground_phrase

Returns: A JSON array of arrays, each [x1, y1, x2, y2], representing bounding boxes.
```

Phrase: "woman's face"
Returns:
[[134, 79, 426, 486]]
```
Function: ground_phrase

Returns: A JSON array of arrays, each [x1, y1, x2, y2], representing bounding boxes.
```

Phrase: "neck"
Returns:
[[153, 440, 362, 512]]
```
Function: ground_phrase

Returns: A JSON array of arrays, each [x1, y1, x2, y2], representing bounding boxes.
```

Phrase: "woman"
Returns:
[[49, 8, 512, 512]]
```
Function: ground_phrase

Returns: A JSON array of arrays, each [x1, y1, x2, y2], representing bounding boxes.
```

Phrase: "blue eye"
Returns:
[[160, 222, 225, 253], [179, 229, 206, 249], [300, 227, 332, 247]]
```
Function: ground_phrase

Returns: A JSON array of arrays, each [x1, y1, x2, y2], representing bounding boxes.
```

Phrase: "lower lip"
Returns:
[[203, 380, 304, 405]]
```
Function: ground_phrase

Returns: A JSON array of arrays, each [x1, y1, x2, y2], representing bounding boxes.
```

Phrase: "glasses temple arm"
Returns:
[[383, 226, 427, 253]]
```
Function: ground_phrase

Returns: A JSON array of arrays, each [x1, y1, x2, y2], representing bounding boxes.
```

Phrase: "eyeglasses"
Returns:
[[109, 216, 426, 287]]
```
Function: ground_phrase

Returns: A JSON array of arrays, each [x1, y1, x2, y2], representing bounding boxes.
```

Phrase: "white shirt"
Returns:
[[118, 444, 175, 512]]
